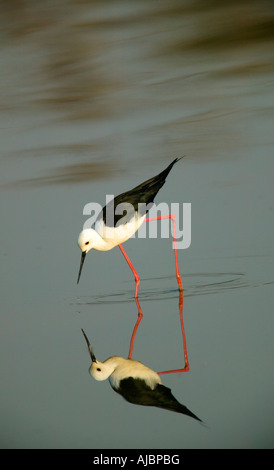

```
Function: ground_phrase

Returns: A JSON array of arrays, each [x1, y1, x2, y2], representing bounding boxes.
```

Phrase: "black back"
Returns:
[[98, 157, 182, 228], [114, 376, 201, 421]]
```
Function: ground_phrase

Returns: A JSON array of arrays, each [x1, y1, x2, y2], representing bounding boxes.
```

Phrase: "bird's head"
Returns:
[[90, 360, 113, 381], [81, 329, 113, 381], [78, 229, 95, 254]]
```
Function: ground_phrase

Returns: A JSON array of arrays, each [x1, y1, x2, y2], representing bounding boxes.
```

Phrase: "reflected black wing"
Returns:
[[114, 377, 201, 421]]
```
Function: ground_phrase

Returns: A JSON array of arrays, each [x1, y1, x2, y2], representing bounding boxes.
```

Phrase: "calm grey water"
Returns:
[[1, 0, 274, 449]]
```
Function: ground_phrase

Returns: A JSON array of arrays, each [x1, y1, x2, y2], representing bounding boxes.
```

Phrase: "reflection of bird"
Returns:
[[81, 329, 201, 421], [77, 158, 183, 296]]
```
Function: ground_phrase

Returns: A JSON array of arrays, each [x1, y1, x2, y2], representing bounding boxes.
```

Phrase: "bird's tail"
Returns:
[[162, 401, 202, 422], [148, 157, 184, 188], [132, 156, 184, 202], [158, 157, 184, 180], [156, 384, 202, 422]]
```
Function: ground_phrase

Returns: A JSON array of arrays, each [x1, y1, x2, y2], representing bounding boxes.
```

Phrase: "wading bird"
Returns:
[[77, 158, 183, 297], [81, 328, 201, 421]]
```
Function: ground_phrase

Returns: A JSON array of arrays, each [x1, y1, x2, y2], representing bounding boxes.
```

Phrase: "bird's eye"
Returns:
[[96, 368, 101, 372], [85, 241, 89, 245]]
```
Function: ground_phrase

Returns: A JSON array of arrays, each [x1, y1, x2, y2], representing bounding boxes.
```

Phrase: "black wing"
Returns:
[[114, 377, 201, 422], [98, 157, 183, 228]]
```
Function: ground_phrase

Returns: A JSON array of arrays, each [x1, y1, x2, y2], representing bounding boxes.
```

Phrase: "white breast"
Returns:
[[108, 357, 162, 390], [95, 213, 146, 249]]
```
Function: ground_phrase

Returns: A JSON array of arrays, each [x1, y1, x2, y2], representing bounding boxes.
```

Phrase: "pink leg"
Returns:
[[158, 291, 189, 375], [119, 213, 182, 298], [128, 297, 143, 359], [118, 244, 140, 298], [144, 214, 183, 291], [127, 292, 189, 373]]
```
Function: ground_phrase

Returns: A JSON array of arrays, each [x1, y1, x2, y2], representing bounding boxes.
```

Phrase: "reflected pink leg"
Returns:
[[118, 244, 140, 298], [144, 214, 183, 291], [128, 297, 143, 359], [158, 291, 189, 375], [127, 292, 189, 373]]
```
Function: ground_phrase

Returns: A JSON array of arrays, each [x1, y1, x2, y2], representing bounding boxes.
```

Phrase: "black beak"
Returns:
[[77, 251, 86, 284], [81, 328, 97, 363]]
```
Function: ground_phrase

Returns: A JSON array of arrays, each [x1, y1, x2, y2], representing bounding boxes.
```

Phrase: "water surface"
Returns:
[[1, 0, 274, 449]]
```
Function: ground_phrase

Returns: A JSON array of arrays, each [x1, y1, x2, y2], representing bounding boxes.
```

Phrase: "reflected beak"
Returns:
[[81, 328, 97, 363], [77, 251, 86, 284]]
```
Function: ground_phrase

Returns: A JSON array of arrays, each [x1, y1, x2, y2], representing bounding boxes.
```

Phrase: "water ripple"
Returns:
[[74, 272, 273, 306]]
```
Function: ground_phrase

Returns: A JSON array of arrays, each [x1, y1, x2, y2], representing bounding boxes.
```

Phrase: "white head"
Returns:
[[89, 360, 114, 381], [78, 229, 95, 254], [81, 329, 114, 382]]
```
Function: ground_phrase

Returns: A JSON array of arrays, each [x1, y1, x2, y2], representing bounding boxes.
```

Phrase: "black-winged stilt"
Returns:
[[81, 328, 201, 421], [77, 158, 183, 297]]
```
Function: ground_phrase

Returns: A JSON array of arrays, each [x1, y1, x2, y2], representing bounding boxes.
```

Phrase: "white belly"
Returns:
[[94, 213, 146, 251]]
